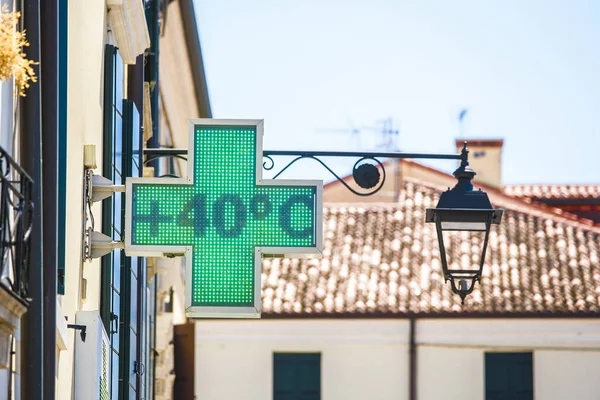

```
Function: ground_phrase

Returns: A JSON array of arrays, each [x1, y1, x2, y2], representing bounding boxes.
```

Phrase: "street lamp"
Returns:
[[146, 141, 504, 304], [425, 145, 503, 304]]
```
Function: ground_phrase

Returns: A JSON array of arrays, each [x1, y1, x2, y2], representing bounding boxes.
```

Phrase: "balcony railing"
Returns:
[[0, 145, 33, 303]]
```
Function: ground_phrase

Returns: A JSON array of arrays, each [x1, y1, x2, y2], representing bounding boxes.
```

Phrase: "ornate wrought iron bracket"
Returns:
[[262, 148, 466, 196], [144, 144, 468, 196]]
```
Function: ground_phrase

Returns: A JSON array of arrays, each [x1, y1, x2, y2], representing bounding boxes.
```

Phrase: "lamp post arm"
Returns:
[[262, 148, 468, 196], [143, 147, 467, 162], [143, 145, 470, 197], [263, 149, 463, 161]]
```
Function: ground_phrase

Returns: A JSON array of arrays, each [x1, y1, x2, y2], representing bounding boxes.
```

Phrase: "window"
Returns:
[[273, 353, 321, 400], [120, 99, 145, 399], [485, 352, 533, 400], [101, 44, 125, 400], [101, 45, 147, 400]]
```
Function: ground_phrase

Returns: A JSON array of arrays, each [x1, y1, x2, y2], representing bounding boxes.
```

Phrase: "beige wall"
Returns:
[[57, 1, 109, 398], [535, 350, 600, 400], [195, 320, 410, 400], [413, 319, 600, 400], [194, 318, 600, 400], [418, 347, 600, 400], [455, 143, 503, 188], [418, 347, 483, 399], [159, 1, 201, 147]]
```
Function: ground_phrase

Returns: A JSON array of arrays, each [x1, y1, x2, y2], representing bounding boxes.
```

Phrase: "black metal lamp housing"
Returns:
[[425, 145, 503, 304]]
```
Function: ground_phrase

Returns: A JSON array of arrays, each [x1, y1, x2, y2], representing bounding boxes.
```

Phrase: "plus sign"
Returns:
[[136, 202, 173, 236], [125, 120, 322, 318]]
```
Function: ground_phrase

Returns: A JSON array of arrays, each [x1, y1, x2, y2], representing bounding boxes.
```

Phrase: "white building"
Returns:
[[190, 142, 600, 400], [0, 0, 211, 399]]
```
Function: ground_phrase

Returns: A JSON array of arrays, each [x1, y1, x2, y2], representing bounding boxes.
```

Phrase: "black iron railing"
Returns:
[[0, 145, 33, 303]]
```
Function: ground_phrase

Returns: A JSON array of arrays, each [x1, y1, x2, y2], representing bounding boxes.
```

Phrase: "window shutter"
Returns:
[[101, 46, 147, 400], [274, 353, 321, 400], [119, 99, 144, 399], [485, 352, 533, 400], [101, 44, 125, 400]]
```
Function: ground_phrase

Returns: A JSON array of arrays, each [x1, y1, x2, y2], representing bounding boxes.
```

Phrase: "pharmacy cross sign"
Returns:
[[125, 119, 322, 318]]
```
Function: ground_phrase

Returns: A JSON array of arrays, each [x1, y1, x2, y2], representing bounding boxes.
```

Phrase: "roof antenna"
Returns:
[[458, 108, 468, 138], [315, 119, 362, 149], [316, 117, 399, 152]]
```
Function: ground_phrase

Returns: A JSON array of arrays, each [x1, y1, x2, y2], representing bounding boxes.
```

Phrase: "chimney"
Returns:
[[455, 139, 504, 188]]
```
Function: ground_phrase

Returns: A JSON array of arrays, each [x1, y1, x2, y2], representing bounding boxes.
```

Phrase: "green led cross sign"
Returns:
[[125, 119, 322, 318]]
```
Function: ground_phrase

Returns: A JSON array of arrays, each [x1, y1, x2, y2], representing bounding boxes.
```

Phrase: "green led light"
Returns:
[[130, 125, 318, 308]]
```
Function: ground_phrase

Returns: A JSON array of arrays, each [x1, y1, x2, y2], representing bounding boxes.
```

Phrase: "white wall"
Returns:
[[194, 318, 600, 400], [416, 319, 600, 349], [56, 1, 108, 398], [417, 319, 600, 400], [535, 350, 600, 400], [418, 346, 484, 400], [195, 320, 410, 400]]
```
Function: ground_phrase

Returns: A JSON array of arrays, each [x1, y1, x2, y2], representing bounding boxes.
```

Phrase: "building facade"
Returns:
[[191, 150, 600, 400], [0, 0, 211, 399], [194, 318, 600, 400]]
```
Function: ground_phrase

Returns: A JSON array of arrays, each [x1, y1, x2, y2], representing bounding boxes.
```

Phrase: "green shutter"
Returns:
[[274, 353, 321, 400], [100, 44, 118, 333], [119, 99, 143, 399], [101, 44, 128, 400], [485, 352, 533, 400], [57, 0, 68, 295], [101, 45, 147, 400]]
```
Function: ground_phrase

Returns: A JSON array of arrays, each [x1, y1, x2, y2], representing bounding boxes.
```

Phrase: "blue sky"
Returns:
[[194, 0, 600, 185]]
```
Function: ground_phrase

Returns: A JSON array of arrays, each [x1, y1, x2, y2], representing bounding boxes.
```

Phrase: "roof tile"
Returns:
[[262, 181, 600, 315], [504, 184, 600, 200]]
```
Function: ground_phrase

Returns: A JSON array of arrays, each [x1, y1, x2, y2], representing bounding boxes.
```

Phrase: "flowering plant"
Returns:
[[0, 5, 37, 96]]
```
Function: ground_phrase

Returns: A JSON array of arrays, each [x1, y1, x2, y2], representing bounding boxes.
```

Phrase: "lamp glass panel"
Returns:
[[440, 230, 486, 273], [441, 221, 487, 231]]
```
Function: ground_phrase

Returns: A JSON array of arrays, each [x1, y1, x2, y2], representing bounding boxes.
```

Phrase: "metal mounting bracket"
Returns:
[[89, 174, 125, 203], [143, 145, 468, 197], [82, 171, 127, 261], [85, 230, 125, 260], [67, 324, 87, 342]]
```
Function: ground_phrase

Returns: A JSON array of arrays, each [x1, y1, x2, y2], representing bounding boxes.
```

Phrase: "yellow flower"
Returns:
[[0, 5, 37, 96]]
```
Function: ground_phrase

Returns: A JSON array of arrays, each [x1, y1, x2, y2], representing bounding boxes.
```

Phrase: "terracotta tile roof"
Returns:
[[262, 180, 600, 316], [325, 159, 598, 226], [504, 184, 600, 200]]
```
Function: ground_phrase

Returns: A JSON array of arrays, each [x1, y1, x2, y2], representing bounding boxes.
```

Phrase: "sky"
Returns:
[[194, 0, 600, 185]]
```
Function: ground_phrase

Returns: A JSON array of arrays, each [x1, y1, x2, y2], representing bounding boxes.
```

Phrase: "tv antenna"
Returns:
[[457, 108, 485, 158], [316, 117, 400, 152]]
